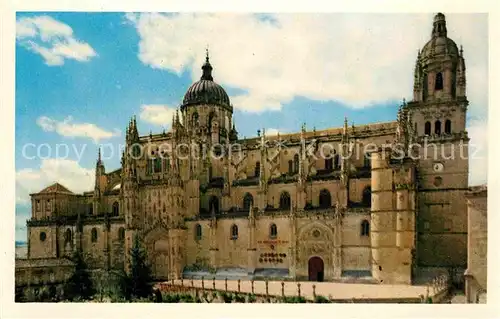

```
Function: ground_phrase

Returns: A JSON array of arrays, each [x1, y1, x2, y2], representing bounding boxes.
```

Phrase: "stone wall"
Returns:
[[465, 186, 487, 303]]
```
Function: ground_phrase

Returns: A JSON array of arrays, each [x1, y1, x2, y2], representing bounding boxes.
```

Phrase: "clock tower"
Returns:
[[406, 13, 469, 269]]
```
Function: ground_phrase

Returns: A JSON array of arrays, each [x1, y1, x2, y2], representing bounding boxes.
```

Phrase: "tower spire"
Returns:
[[97, 147, 102, 165]]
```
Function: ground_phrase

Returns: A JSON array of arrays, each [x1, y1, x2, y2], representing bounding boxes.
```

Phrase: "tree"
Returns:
[[64, 250, 95, 301], [125, 234, 154, 300]]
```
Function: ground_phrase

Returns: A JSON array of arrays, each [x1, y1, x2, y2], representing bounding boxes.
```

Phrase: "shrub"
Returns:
[[180, 293, 194, 303], [314, 295, 330, 303], [282, 296, 307, 303], [220, 292, 233, 303], [234, 294, 245, 303], [163, 293, 181, 303], [247, 294, 257, 303]]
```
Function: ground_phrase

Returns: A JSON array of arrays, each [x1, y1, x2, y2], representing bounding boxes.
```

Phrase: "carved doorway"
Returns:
[[153, 253, 169, 280], [308, 256, 324, 282]]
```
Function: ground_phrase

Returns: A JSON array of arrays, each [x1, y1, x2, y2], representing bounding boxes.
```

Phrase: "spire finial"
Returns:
[[201, 47, 213, 81], [460, 44, 463, 56], [98, 147, 101, 163], [432, 12, 447, 38]]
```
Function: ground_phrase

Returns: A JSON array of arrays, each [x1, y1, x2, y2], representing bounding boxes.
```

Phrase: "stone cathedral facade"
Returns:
[[22, 13, 471, 285]]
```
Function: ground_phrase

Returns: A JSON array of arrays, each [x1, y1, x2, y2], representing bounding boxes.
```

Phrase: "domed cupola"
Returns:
[[420, 13, 459, 61], [412, 13, 466, 103], [182, 52, 232, 111]]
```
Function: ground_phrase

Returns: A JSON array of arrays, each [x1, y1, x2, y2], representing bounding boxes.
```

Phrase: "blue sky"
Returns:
[[14, 12, 488, 242]]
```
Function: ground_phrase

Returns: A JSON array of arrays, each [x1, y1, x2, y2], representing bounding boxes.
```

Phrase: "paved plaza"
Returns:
[[163, 279, 439, 301]]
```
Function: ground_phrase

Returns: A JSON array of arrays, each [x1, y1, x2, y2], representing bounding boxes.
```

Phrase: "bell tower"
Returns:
[[406, 13, 469, 270]]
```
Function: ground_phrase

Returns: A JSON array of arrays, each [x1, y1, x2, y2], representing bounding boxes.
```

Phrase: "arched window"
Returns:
[[163, 156, 170, 171], [195, 224, 202, 241], [435, 72, 443, 90], [192, 112, 199, 126], [132, 144, 141, 158], [424, 121, 431, 135], [363, 153, 371, 168], [362, 186, 371, 207], [112, 202, 119, 216], [270, 223, 278, 239], [118, 227, 125, 241], [154, 157, 162, 173], [445, 120, 451, 134], [325, 158, 333, 171], [333, 154, 340, 170], [254, 161, 260, 177], [319, 189, 332, 209], [209, 196, 219, 215], [231, 224, 238, 239], [293, 154, 300, 173], [361, 220, 370, 236], [91, 228, 98, 243], [288, 160, 293, 174], [64, 228, 72, 244], [279, 192, 291, 210], [208, 166, 213, 180], [243, 193, 254, 211], [146, 158, 152, 175], [88, 203, 93, 215], [435, 120, 441, 135]]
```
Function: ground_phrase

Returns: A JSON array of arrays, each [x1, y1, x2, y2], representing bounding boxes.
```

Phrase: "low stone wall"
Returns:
[[15, 257, 75, 302], [155, 277, 446, 303], [15, 258, 74, 287]]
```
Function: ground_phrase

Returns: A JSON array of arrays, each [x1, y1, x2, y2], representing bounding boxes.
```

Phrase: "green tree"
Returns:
[[64, 250, 95, 301], [126, 234, 154, 300]]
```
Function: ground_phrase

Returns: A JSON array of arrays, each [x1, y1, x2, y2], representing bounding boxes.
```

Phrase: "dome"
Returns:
[[182, 54, 231, 110], [420, 13, 459, 61], [421, 36, 459, 60]]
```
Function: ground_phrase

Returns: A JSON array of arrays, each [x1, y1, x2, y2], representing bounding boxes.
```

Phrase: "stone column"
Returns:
[[247, 208, 257, 274], [209, 218, 218, 270], [289, 213, 297, 279]]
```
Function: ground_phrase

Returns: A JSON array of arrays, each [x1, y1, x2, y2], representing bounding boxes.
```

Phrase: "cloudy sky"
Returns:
[[14, 12, 488, 242]]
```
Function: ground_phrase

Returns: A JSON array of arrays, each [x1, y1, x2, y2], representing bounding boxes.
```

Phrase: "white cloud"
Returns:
[[16, 15, 97, 66], [125, 13, 487, 113], [36, 116, 121, 143], [139, 104, 178, 127], [467, 117, 488, 186], [16, 158, 94, 205], [265, 128, 282, 136]]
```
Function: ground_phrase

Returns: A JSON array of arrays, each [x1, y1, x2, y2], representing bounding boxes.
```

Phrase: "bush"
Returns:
[[314, 295, 330, 303], [163, 293, 181, 303], [179, 293, 195, 303], [220, 292, 233, 303], [247, 294, 257, 303], [282, 296, 307, 303], [233, 294, 245, 303]]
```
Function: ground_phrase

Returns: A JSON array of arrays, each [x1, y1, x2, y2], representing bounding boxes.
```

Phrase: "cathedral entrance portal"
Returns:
[[308, 256, 324, 282]]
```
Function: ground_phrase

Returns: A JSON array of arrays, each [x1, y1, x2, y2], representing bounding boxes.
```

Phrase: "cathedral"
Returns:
[[22, 13, 470, 285]]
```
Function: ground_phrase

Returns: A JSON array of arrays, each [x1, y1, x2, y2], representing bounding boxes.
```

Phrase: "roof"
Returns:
[[181, 55, 232, 111], [36, 182, 74, 195]]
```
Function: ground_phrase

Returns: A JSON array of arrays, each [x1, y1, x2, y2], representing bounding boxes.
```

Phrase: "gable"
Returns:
[[38, 183, 74, 195]]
